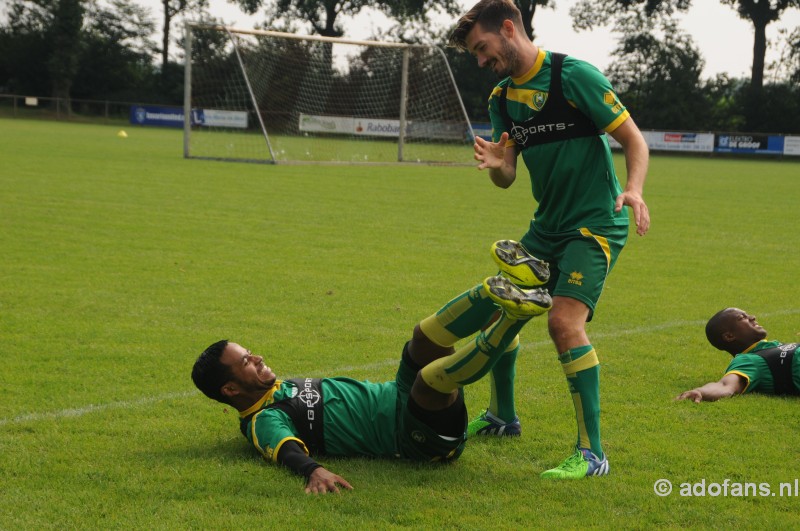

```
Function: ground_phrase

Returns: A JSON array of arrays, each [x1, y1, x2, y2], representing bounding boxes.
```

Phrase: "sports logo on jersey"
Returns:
[[298, 383, 321, 408], [509, 122, 573, 145], [603, 91, 623, 114], [531, 91, 548, 111], [568, 271, 584, 286], [411, 431, 426, 443]]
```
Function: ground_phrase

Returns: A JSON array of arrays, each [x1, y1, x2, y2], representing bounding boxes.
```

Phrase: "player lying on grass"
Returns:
[[192, 240, 552, 494], [676, 308, 800, 402]]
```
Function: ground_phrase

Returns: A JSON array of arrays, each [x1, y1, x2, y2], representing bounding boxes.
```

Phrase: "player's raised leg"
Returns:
[[418, 276, 551, 394]]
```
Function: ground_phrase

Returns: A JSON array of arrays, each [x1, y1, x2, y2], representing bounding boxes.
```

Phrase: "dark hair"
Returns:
[[192, 339, 233, 404], [449, 0, 524, 51], [705, 309, 734, 352]]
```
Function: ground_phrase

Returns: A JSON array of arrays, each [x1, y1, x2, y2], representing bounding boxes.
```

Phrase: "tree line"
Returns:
[[1, 0, 798, 133]]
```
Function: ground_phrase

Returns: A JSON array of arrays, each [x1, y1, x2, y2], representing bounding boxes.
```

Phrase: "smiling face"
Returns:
[[465, 21, 522, 78], [722, 308, 768, 346], [706, 308, 768, 355], [220, 342, 277, 397]]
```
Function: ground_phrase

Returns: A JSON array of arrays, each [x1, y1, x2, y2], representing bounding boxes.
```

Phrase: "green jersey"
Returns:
[[725, 340, 800, 395], [240, 378, 399, 463], [488, 49, 630, 233]]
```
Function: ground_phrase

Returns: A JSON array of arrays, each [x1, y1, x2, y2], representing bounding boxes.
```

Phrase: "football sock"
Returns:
[[559, 345, 603, 459], [420, 314, 528, 394], [486, 338, 519, 422], [419, 283, 498, 347]]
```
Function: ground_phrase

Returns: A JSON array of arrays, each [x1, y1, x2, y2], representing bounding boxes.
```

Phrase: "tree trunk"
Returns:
[[516, 0, 540, 41], [162, 0, 172, 73], [750, 18, 767, 90]]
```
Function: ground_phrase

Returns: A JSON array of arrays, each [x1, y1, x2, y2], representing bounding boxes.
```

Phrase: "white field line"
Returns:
[[3, 309, 798, 427]]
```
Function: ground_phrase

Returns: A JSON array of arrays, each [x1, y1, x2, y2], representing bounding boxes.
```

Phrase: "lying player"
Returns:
[[192, 241, 551, 493], [676, 308, 799, 402]]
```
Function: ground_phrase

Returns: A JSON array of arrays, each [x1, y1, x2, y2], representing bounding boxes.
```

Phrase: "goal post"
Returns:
[[183, 24, 476, 165]]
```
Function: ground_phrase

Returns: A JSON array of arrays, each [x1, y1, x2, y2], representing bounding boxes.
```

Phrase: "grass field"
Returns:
[[1, 118, 799, 529]]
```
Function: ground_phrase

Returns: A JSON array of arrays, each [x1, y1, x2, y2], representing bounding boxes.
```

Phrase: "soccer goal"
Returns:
[[183, 24, 476, 165]]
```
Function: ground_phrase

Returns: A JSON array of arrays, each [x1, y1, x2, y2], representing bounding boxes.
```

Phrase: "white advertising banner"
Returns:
[[784, 136, 800, 156], [200, 109, 248, 129], [299, 114, 355, 134], [300, 114, 403, 137], [607, 131, 714, 152], [645, 131, 715, 152], [353, 118, 402, 138]]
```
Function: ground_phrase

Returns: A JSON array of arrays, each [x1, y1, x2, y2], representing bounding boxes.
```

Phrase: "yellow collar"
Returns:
[[512, 48, 547, 85], [238, 380, 282, 418], [742, 340, 767, 354]]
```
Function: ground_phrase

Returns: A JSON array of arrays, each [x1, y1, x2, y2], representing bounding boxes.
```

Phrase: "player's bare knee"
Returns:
[[409, 324, 454, 367], [411, 372, 458, 410], [547, 312, 584, 347]]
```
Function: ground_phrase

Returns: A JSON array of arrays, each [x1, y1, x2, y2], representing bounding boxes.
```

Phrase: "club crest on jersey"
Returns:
[[603, 91, 623, 113], [531, 91, 547, 111]]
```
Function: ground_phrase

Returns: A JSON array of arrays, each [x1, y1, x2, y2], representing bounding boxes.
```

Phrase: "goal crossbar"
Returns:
[[183, 24, 476, 165]]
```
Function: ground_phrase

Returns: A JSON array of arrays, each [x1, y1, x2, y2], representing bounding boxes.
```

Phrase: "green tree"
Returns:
[[48, 0, 84, 103], [0, 0, 163, 103], [0, 2, 51, 94], [158, 0, 208, 72], [74, 0, 158, 101], [0, 0, 84, 105], [721, 0, 800, 91], [603, 7, 707, 129], [233, 0, 461, 38]]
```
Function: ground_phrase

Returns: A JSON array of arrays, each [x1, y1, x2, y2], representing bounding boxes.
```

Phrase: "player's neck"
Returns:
[[513, 42, 539, 78]]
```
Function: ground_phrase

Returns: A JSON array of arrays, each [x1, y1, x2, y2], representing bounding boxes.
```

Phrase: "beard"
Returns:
[[491, 38, 520, 78]]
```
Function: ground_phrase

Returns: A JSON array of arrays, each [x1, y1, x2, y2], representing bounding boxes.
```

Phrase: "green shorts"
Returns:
[[394, 343, 467, 462], [520, 224, 628, 320]]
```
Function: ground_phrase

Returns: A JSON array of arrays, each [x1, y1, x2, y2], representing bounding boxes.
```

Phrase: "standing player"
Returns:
[[448, 0, 650, 478]]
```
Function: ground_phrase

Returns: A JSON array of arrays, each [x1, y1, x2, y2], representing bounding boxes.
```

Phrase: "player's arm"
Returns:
[[277, 441, 353, 494], [608, 117, 650, 236], [474, 132, 517, 188], [675, 373, 747, 403]]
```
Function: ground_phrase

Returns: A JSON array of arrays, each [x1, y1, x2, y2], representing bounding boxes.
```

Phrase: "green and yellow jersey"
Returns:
[[725, 340, 800, 395], [488, 49, 630, 233], [240, 378, 399, 463]]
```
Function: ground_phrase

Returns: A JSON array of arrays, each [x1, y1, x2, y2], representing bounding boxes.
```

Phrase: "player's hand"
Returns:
[[675, 389, 703, 403], [474, 132, 508, 170], [615, 191, 650, 236], [305, 467, 353, 495]]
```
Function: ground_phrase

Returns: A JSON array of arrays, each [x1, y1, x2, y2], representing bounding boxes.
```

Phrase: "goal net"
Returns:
[[183, 25, 476, 164]]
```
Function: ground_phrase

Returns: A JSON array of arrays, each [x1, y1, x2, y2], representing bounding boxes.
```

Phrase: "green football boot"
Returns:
[[540, 447, 610, 479]]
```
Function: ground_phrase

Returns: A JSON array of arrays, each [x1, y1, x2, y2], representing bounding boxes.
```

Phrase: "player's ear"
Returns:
[[500, 19, 515, 38], [221, 382, 239, 398]]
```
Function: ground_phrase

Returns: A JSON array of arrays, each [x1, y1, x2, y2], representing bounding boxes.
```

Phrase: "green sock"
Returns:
[[559, 345, 603, 459], [487, 340, 519, 422], [419, 283, 499, 347]]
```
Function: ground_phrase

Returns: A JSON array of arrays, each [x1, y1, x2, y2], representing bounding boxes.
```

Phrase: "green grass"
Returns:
[[189, 126, 476, 164], [1, 118, 800, 529]]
